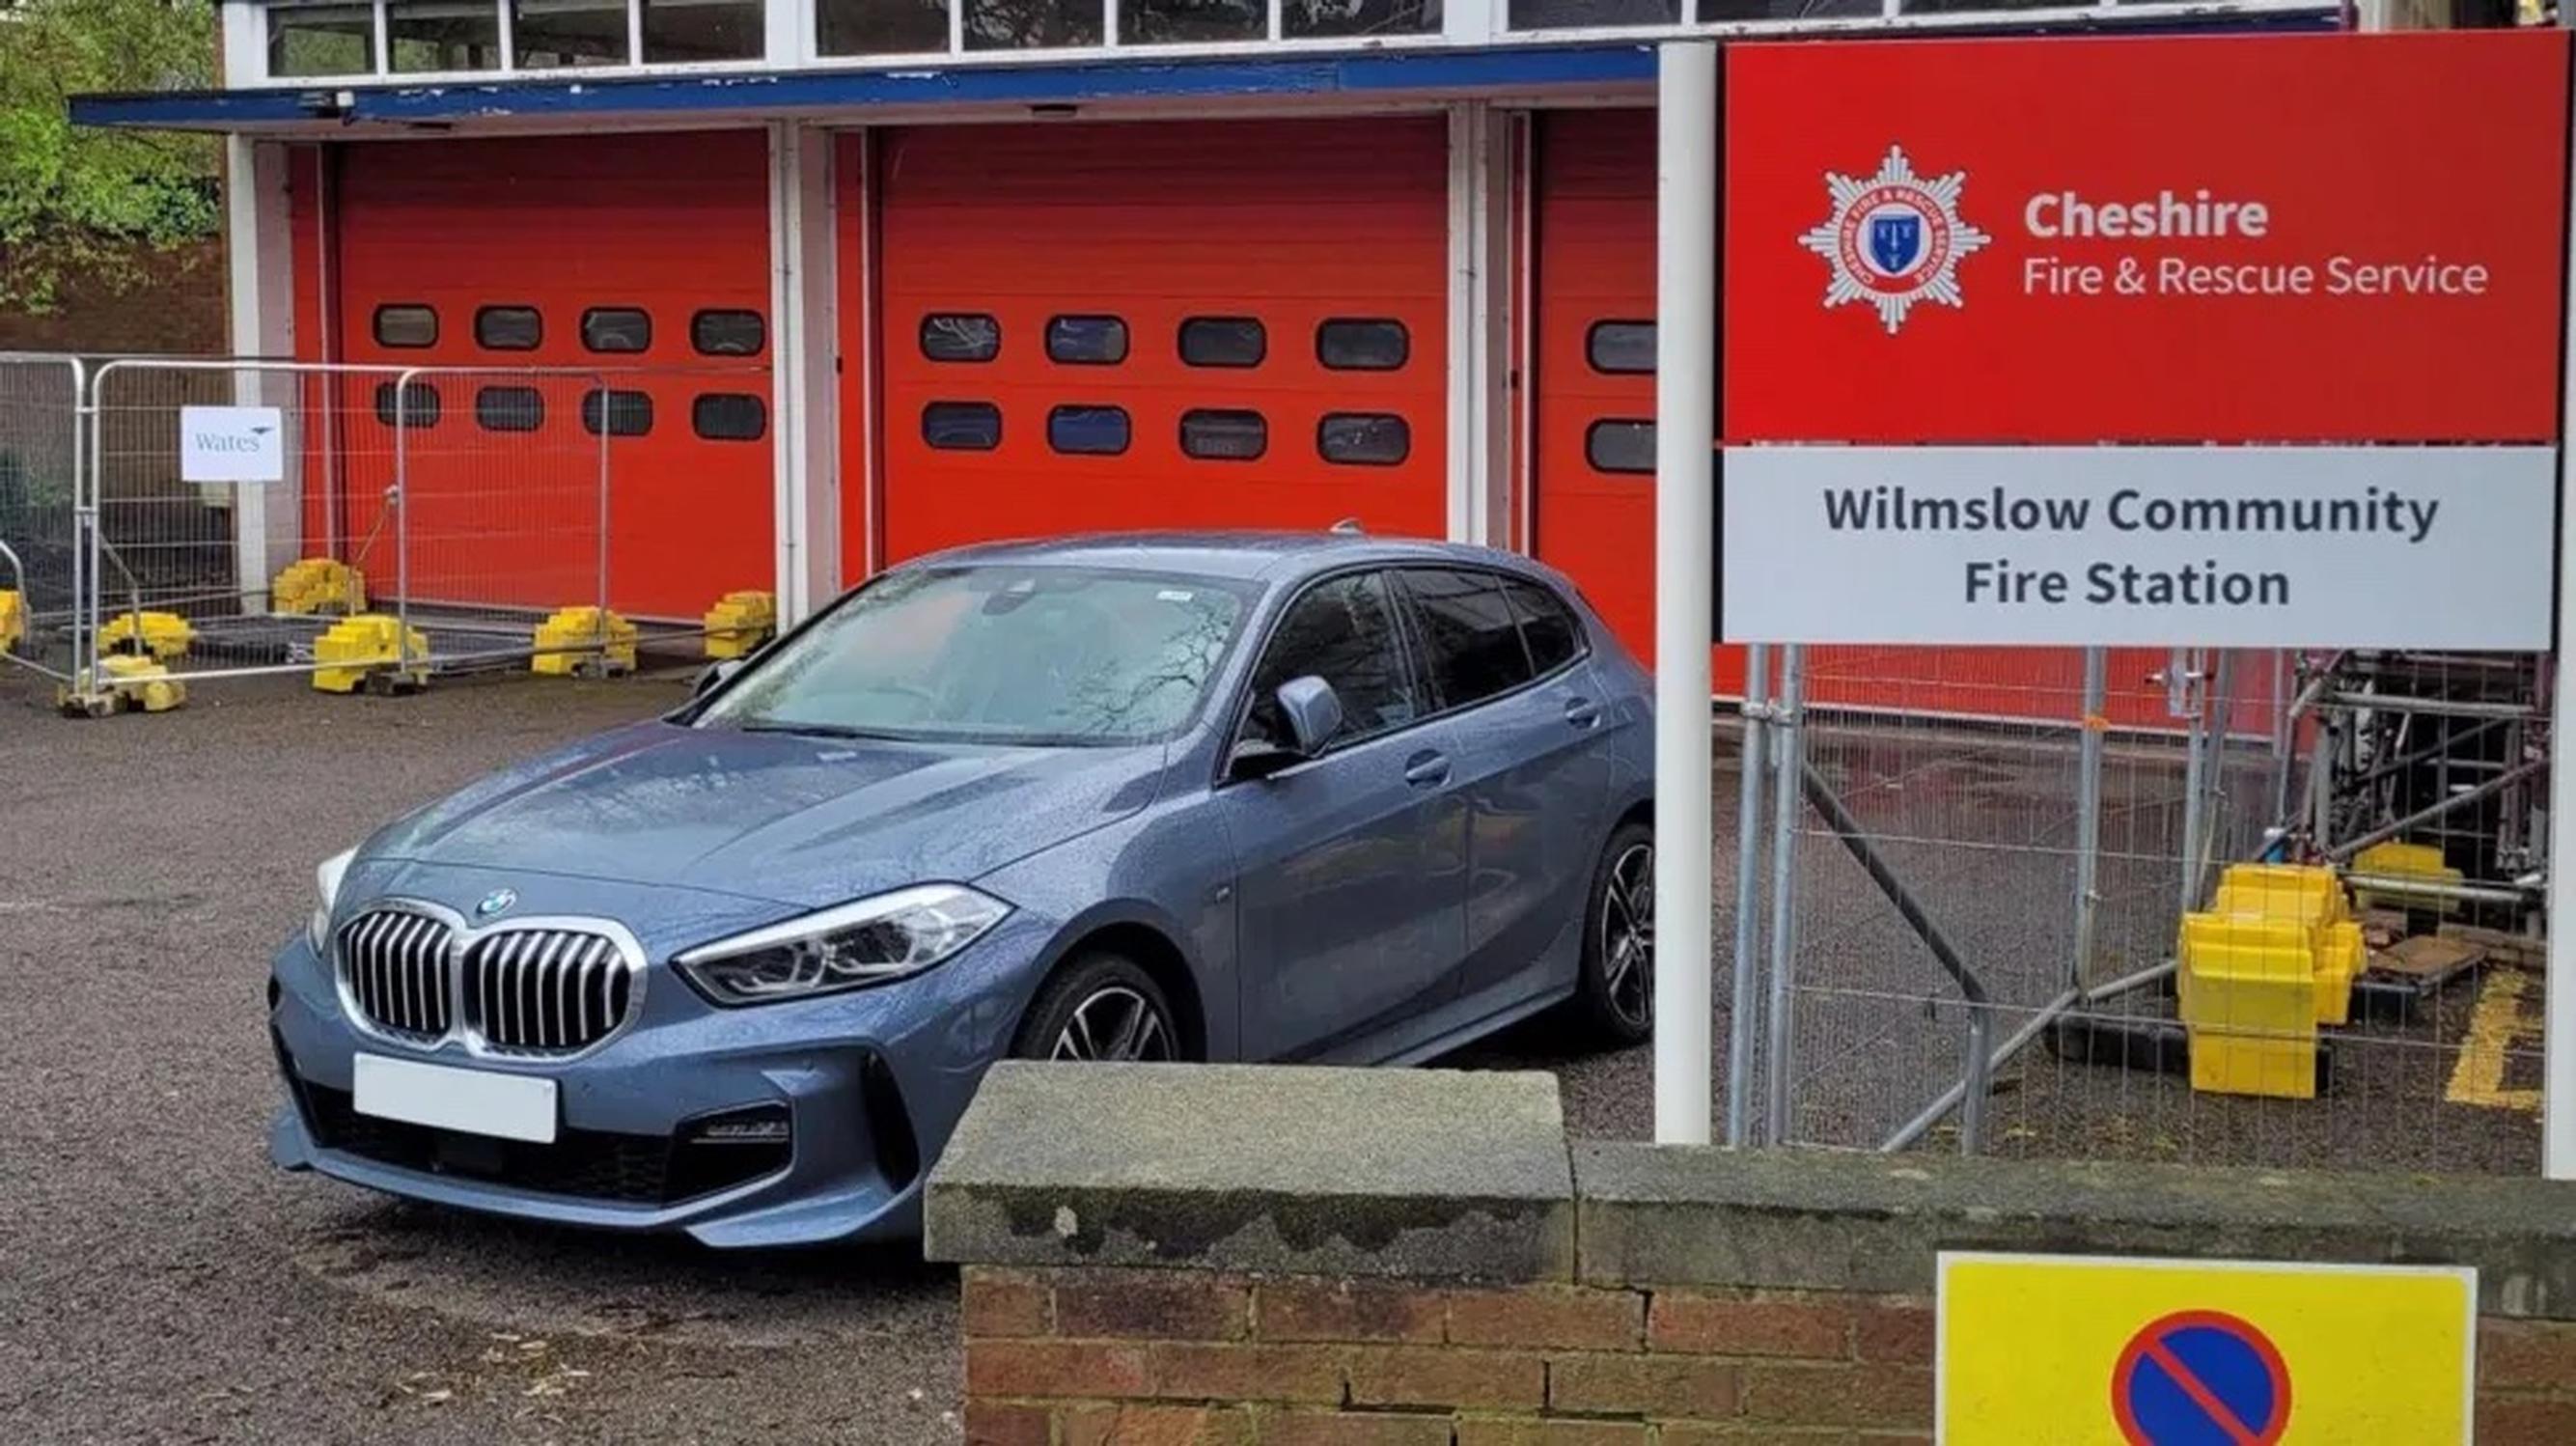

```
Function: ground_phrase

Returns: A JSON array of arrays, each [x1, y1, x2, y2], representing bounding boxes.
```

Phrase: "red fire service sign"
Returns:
[[1718, 31, 2569, 651], [1722, 32, 2569, 445]]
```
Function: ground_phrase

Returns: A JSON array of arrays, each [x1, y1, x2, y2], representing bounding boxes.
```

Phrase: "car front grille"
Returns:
[[462, 928, 635, 1054], [335, 908, 639, 1056], [338, 909, 458, 1041]]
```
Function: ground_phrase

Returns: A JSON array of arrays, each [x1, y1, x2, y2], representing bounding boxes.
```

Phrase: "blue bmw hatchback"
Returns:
[[267, 533, 1656, 1246]]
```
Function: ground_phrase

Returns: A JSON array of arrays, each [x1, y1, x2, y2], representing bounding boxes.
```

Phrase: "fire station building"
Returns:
[[73, 0, 2349, 715]]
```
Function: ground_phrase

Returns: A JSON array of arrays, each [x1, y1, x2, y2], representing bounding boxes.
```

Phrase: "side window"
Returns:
[[373, 304, 437, 349], [1399, 569, 1533, 710], [581, 307, 652, 354], [475, 305, 542, 350], [1502, 577, 1584, 676], [1242, 572, 1420, 751]]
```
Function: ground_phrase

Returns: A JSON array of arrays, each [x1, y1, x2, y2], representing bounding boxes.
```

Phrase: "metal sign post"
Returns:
[[1651, 40, 1718, 1147], [2546, 67, 2576, 1182]]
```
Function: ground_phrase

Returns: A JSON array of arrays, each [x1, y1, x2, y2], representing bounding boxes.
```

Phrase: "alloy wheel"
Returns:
[[1049, 986, 1175, 1062], [1600, 842, 1655, 1031]]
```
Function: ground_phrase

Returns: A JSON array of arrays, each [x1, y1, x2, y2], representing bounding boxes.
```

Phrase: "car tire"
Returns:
[[1011, 953, 1182, 1063], [1575, 820, 1656, 1048]]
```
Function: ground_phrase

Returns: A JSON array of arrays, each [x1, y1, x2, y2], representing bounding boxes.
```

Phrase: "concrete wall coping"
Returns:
[[924, 1062, 1576, 1281], [925, 1061, 2576, 1319]]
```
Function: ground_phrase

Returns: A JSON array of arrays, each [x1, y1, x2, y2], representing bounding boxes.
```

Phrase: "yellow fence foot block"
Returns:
[[311, 614, 430, 694], [0, 589, 23, 655], [704, 590, 777, 661], [532, 606, 638, 678], [55, 654, 186, 717], [2177, 913, 2318, 1099], [101, 610, 195, 662], [272, 558, 369, 617]]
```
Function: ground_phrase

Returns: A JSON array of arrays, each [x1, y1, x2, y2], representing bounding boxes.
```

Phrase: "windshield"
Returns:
[[696, 566, 1253, 745]]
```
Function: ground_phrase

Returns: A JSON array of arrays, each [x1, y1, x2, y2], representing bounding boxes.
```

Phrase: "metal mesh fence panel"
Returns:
[[0, 355, 87, 681], [386, 367, 614, 661], [1724, 641, 2545, 1177], [73, 360, 780, 685], [87, 360, 376, 681]]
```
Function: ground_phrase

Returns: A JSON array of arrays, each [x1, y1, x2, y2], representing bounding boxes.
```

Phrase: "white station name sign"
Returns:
[[1720, 446, 2552, 650]]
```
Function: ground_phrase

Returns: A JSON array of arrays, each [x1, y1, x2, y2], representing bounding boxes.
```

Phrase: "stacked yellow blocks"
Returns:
[[2350, 839, 2466, 917], [532, 606, 638, 677], [703, 590, 777, 661], [310, 614, 429, 694], [2177, 862, 2363, 1099]]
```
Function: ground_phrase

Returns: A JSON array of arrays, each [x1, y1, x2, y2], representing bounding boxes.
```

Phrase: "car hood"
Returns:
[[366, 721, 1165, 909]]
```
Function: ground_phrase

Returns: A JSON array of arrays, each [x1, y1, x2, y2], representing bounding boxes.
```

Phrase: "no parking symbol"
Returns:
[[2111, 1311, 2289, 1446], [1936, 1253, 2476, 1444]]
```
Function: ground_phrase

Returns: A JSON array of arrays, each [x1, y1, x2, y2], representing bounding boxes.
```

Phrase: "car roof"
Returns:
[[912, 530, 1552, 586]]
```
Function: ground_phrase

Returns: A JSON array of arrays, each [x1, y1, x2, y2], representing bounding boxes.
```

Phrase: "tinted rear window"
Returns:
[[1503, 577, 1583, 674], [1401, 569, 1533, 709]]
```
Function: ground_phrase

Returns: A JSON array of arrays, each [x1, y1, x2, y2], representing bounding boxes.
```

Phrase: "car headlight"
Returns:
[[674, 884, 1011, 1006], [309, 848, 356, 953]]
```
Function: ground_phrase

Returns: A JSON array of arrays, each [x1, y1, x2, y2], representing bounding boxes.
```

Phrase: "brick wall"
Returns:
[[957, 1268, 1931, 1444], [927, 1065, 2576, 1446], [0, 241, 225, 356], [962, 1266, 2576, 1446]]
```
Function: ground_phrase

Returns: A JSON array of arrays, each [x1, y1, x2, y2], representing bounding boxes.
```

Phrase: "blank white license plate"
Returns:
[[352, 1053, 558, 1145]]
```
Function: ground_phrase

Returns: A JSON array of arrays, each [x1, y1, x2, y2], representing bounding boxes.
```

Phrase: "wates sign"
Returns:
[[1722, 32, 2570, 445]]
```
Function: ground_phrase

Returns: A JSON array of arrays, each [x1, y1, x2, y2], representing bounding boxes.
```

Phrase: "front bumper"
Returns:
[[266, 907, 1051, 1248]]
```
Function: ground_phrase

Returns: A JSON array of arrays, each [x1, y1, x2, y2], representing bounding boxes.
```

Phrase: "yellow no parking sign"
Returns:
[[1938, 1253, 2476, 1444]]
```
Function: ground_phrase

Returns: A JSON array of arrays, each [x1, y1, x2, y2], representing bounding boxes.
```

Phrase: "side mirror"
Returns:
[[1275, 675, 1343, 757], [693, 656, 747, 699], [1227, 676, 1344, 782]]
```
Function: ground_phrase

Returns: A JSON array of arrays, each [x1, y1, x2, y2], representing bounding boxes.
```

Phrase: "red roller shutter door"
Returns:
[[873, 118, 1449, 563], [321, 131, 772, 620], [1526, 110, 2179, 727]]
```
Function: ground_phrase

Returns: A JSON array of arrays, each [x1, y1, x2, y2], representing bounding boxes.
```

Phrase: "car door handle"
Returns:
[[1402, 750, 1452, 788], [1564, 696, 1602, 729]]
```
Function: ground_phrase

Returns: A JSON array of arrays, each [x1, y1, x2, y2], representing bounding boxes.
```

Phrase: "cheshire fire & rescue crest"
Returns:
[[1800, 145, 1991, 334]]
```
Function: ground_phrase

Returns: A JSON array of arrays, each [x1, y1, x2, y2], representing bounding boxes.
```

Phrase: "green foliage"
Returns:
[[0, 0, 220, 312]]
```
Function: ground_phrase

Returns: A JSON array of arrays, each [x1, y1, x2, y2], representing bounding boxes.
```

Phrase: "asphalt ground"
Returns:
[[0, 664, 2540, 1442], [0, 670, 957, 1445]]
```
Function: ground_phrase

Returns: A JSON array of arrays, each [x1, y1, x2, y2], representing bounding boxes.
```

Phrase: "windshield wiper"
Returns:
[[731, 720, 904, 741]]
